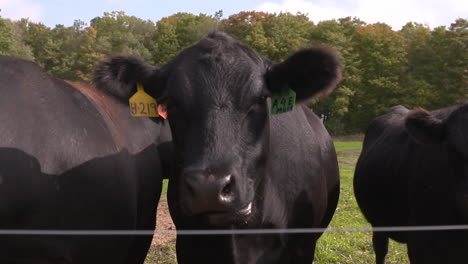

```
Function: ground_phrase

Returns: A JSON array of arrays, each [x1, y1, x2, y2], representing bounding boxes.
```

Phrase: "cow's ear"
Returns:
[[266, 47, 342, 102], [93, 54, 161, 103], [405, 108, 446, 144]]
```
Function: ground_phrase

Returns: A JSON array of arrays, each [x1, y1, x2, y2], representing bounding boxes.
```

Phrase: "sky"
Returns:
[[0, 0, 466, 30]]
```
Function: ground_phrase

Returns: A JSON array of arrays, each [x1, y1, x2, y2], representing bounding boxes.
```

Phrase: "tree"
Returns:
[[45, 23, 80, 79], [244, 22, 274, 57], [349, 23, 408, 131], [0, 14, 9, 53], [449, 18, 468, 102], [72, 26, 104, 81], [91, 11, 156, 63], [1, 10, 463, 135], [400, 22, 437, 108], [309, 19, 360, 134], [0, 13, 33, 60], [159, 12, 220, 49], [221, 11, 273, 42], [153, 21, 180, 66], [262, 12, 313, 61], [222, 12, 314, 61], [436, 19, 468, 105], [19, 20, 56, 69]]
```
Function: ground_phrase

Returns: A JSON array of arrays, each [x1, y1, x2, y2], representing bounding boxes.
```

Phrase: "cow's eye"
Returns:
[[247, 96, 267, 115], [255, 96, 267, 106]]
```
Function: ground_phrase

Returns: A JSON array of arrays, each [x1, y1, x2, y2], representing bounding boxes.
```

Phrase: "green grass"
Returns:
[[145, 244, 177, 264], [314, 142, 409, 264], [334, 141, 363, 154], [162, 179, 169, 195], [146, 141, 410, 263]]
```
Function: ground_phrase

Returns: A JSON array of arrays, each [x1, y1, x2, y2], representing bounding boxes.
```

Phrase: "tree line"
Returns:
[[1, 10, 466, 135]]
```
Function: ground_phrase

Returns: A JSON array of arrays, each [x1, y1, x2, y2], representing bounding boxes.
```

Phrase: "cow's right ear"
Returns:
[[93, 54, 161, 103], [266, 47, 342, 103], [405, 108, 446, 144]]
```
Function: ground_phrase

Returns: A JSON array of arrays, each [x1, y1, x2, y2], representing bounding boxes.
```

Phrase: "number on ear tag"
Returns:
[[129, 83, 159, 117], [271, 89, 296, 115]]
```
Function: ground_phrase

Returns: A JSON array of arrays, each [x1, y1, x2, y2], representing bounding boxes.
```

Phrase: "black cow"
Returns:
[[354, 103, 468, 264], [94, 31, 341, 263], [0, 55, 172, 263]]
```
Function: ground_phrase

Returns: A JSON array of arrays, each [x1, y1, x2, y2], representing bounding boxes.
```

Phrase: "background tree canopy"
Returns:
[[0, 10, 466, 135]]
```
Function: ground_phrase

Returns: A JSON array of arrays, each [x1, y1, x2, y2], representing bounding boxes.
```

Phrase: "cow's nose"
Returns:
[[183, 170, 236, 214]]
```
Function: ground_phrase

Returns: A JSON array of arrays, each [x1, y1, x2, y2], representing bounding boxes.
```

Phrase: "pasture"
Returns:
[[144, 141, 410, 264]]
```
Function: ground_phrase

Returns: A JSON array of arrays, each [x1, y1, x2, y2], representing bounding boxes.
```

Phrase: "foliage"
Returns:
[[309, 18, 361, 135], [1, 11, 466, 135], [159, 12, 220, 50], [347, 23, 409, 131], [221, 11, 313, 61], [0, 14, 33, 60]]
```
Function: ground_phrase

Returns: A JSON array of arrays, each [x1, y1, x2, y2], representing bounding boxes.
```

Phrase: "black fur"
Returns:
[[405, 108, 446, 144], [92, 32, 342, 263], [93, 54, 159, 103], [0, 54, 172, 263], [355, 102, 468, 264], [267, 47, 342, 102]]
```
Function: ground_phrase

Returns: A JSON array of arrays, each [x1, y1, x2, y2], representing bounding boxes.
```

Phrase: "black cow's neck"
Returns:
[[231, 232, 286, 264]]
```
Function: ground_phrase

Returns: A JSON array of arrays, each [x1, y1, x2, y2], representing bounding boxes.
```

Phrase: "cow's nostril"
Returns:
[[183, 170, 237, 213], [221, 182, 231, 195], [220, 175, 235, 201]]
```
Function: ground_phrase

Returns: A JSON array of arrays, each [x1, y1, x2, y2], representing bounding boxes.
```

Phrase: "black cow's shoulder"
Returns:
[[0, 54, 169, 263]]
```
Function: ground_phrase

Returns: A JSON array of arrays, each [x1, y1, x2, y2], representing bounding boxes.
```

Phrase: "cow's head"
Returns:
[[94, 31, 341, 226], [405, 103, 468, 158], [406, 103, 468, 220]]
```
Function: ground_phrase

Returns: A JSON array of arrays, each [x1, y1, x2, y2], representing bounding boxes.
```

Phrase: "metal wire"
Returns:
[[1, 225, 468, 236]]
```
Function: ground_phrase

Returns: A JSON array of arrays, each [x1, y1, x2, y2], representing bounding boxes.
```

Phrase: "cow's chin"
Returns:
[[202, 202, 253, 228]]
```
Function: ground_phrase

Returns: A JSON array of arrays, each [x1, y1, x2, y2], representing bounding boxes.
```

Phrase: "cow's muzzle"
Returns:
[[182, 170, 238, 215]]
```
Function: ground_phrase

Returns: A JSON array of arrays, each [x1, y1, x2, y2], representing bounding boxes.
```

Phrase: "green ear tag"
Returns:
[[271, 89, 296, 115], [129, 83, 159, 117]]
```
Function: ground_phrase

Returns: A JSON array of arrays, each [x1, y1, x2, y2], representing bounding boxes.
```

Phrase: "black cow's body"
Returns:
[[95, 31, 341, 263], [168, 103, 340, 264], [354, 103, 468, 264], [0, 55, 172, 263]]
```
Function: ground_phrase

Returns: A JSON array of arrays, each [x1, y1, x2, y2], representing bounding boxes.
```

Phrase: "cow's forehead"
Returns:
[[163, 37, 268, 108]]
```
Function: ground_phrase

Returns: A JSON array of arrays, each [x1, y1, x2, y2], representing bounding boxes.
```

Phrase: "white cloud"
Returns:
[[256, 0, 349, 23], [353, 0, 435, 29], [0, 0, 43, 22], [255, 0, 468, 29]]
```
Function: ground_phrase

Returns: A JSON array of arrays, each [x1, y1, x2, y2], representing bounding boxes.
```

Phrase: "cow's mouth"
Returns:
[[203, 202, 253, 226], [237, 202, 252, 216]]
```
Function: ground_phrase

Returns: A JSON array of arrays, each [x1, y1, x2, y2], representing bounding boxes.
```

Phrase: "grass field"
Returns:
[[314, 142, 409, 264], [145, 141, 410, 263]]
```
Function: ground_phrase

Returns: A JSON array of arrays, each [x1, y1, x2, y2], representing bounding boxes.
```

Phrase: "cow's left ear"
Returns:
[[93, 54, 162, 103], [405, 109, 446, 144], [266, 47, 342, 102]]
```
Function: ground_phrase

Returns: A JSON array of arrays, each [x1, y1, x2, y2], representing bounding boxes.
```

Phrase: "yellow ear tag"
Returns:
[[129, 83, 159, 117]]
